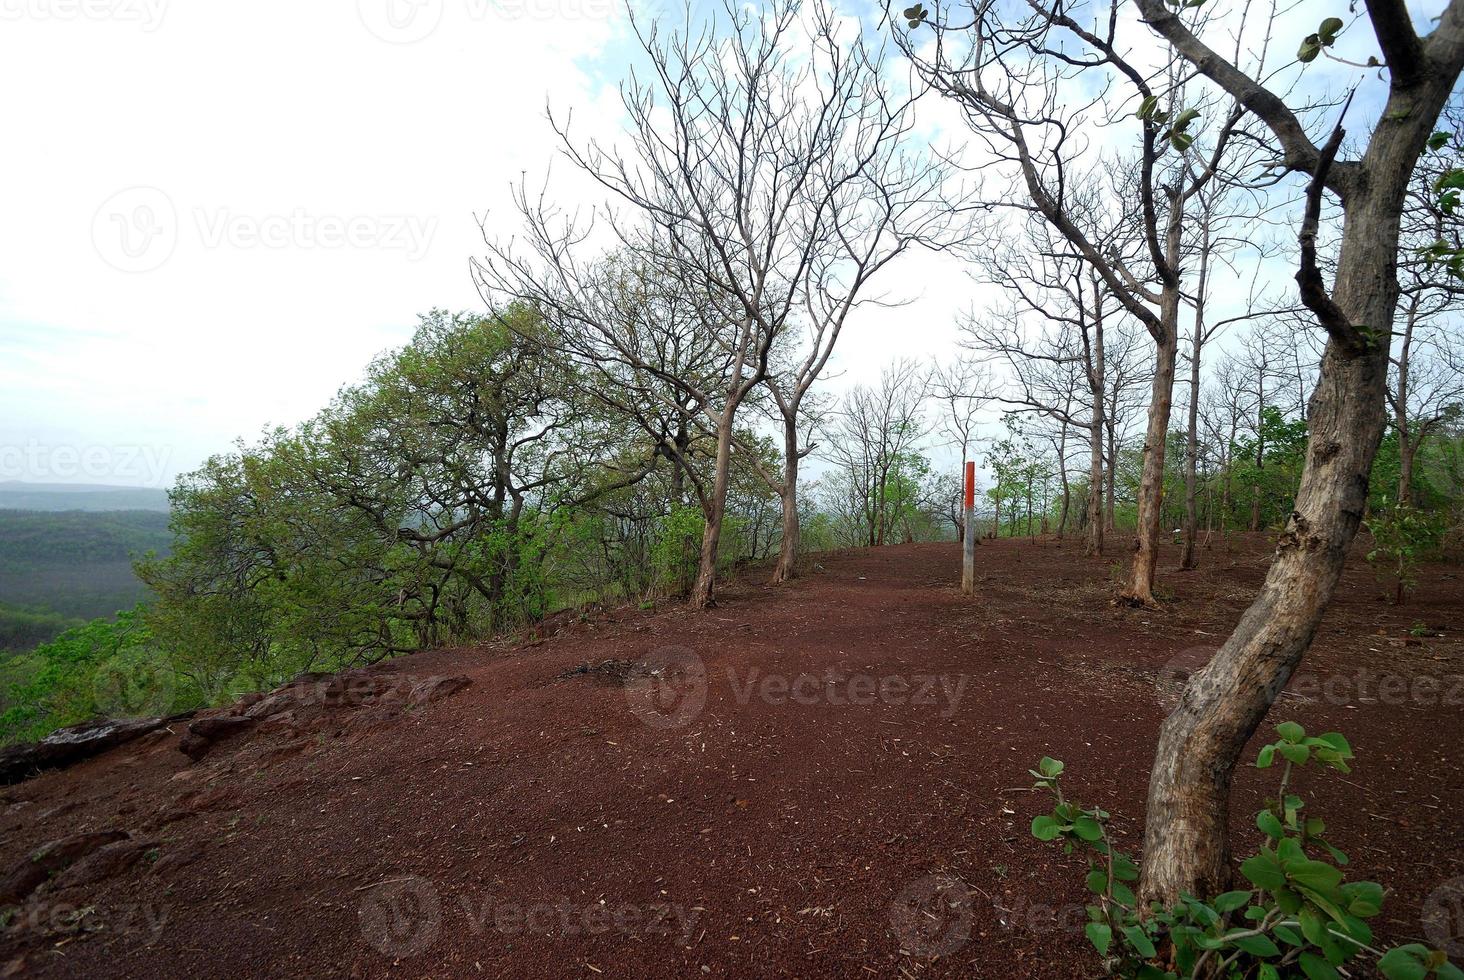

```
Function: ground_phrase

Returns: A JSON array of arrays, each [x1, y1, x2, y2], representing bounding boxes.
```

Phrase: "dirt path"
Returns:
[[1, 537, 1461, 978]]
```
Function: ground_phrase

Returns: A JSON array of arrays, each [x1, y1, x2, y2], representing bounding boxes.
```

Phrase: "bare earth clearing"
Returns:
[[0, 536, 1460, 978]]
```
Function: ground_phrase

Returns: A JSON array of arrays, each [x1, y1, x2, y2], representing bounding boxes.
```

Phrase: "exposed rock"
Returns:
[[179, 715, 258, 761], [407, 675, 471, 706], [150, 846, 202, 877], [189, 716, 256, 741], [242, 691, 296, 720], [0, 719, 168, 785], [48, 838, 158, 892], [232, 692, 266, 714], [0, 830, 129, 904]]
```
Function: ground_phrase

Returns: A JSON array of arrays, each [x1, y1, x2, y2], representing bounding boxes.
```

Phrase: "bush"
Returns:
[[1028, 724, 1460, 979]]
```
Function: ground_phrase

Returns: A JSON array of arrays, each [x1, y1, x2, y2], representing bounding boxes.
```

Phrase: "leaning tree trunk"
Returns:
[[1138, 155, 1417, 905], [1125, 312, 1180, 604], [771, 417, 800, 584]]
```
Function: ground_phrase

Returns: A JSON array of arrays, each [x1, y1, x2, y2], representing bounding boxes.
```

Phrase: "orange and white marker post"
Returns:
[[962, 460, 976, 594]]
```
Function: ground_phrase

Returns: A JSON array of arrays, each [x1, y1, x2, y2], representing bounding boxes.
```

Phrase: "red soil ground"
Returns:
[[0, 535, 1461, 979]]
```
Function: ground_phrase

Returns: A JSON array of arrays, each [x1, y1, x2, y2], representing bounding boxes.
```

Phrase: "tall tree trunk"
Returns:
[[1181, 226, 1210, 570], [1395, 298, 1419, 508], [771, 416, 800, 584], [690, 406, 736, 608], [1125, 309, 1180, 603], [1398, 435, 1416, 508], [1104, 422, 1118, 532], [1087, 287, 1107, 557]]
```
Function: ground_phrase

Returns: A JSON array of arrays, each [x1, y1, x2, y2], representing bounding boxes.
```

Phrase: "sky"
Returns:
[[0, 0, 983, 489], [0, 0, 1447, 490]]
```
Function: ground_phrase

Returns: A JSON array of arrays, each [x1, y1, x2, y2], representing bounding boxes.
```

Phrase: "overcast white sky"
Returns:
[[0, 0, 983, 489], [0, 0, 1441, 490]]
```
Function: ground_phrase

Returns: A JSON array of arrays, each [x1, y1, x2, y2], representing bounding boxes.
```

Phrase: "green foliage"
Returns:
[[1297, 17, 1345, 64], [652, 506, 706, 597], [1028, 724, 1460, 979], [0, 606, 176, 743], [0, 604, 81, 654], [1365, 498, 1445, 602]]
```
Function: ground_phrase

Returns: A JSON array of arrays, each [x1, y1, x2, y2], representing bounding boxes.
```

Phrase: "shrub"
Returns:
[[1028, 723, 1460, 979]]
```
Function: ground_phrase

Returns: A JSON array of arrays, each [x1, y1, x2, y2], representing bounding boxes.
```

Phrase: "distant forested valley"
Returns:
[[0, 493, 171, 652]]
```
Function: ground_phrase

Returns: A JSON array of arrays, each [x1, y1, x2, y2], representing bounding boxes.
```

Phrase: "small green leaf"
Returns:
[[1287, 859, 1344, 893], [1228, 931, 1281, 956], [1299, 951, 1342, 980], [1378, 946, 1428, 980], [1280, 742, 1311, 765], [1031, 815, 1062, 841], [1241, 853, 1286, 890], [1298, 35, 1322, 63], [1318, 17, 1344, 44], [1123, 924, 1158, 958], [1086, 922, 1113, 956], [1213, 890, 1252, 914], [1276, 721, 1306, 743], [1258, 810, 1284, 840], [1073, 815, 1104, 842]]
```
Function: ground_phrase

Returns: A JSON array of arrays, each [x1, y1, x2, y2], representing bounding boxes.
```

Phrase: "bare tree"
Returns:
[[481, 0, 936, 607], [1391, 113, 1464, 506], [964, 205, 1123, 556], [897, 3, 1246, 603], [822, 359, 930, 547]]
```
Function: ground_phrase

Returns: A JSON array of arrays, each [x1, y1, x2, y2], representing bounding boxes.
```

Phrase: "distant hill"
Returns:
[[0, 508, 173, 651], [0, 482, 170, 513]]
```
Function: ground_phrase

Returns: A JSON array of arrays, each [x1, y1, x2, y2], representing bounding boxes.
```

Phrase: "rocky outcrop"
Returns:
[[178, 669, 473, 761], [0, 719, 172, 786], [0, 830, 130, 904]]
